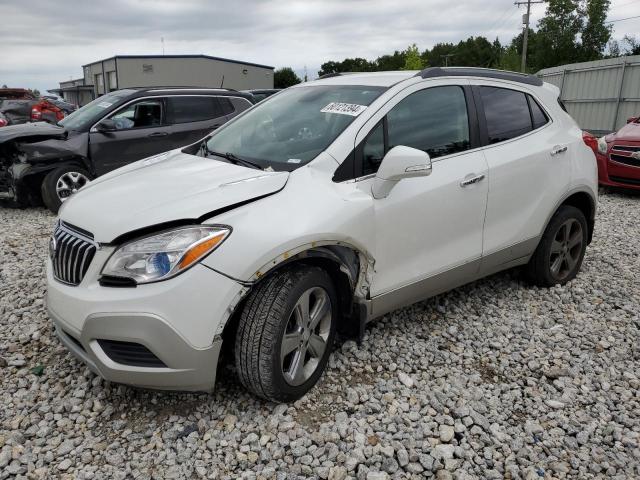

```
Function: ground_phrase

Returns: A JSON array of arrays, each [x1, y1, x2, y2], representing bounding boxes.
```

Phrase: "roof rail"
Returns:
[[318, 72, 346, 79], [416, 67, 543, 86]]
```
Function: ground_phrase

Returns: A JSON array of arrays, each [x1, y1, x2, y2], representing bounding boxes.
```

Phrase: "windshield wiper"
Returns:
[[201, 144, 263, 170]]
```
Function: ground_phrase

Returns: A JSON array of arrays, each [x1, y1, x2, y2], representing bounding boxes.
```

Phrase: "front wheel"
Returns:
[[234, 266, 337, 402], [41, 166, 91, 213], [524, 205, 588, 287]]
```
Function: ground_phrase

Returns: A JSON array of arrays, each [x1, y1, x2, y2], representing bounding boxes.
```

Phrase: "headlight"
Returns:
[[101, 226, 230, 284], [597, 136, 608, 155]]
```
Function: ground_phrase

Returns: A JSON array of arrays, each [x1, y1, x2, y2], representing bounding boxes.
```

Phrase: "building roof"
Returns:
[[82, 54, 274, 70]]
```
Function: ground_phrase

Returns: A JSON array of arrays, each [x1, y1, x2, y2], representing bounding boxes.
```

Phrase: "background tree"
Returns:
[[375, 50, 407, 70], [274, 67, 301, 88], [423, 42, 456, 67], [317, 58, 375, 77], [622, 35, 640, 55], [403, 44, 424, 70], [580, 0, 612, 61]]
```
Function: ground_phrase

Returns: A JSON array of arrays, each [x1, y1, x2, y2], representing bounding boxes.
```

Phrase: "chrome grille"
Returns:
[[610, 145, 640, 168], [50, 222, 97, 286]]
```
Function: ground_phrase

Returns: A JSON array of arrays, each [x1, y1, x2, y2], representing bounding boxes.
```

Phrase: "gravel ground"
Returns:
[[1, 191, 639, 480]]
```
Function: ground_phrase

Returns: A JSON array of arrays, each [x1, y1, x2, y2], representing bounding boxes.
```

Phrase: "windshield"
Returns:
[[58, 90, 135, 131], [204, 85, 386, 170]]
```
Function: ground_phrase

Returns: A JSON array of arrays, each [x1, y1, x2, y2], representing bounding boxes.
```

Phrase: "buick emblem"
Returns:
[[631, 151, 640, 161], [49, 236, 57, 259]]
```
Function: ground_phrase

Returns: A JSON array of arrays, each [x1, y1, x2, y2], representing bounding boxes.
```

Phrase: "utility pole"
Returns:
[[441, 54, 456, 67], [514, 0, 543, 72]]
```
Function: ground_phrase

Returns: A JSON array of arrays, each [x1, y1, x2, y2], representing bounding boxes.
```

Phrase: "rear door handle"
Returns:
[[148, 132, 168, 137], [551, 145, 568, 156], [460, 174, 485, 187]]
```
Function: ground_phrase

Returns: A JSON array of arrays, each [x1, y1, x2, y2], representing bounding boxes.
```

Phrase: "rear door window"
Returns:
[[479, 87, 532, 144], [166, 96, 224, 124]]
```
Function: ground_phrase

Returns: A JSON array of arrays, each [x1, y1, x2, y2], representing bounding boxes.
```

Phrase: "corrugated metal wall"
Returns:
[[537, 55, 640, 134]]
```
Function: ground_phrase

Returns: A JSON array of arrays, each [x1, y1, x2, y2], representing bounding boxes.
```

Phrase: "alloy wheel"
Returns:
[[56, 171, 90, 202], [280, 287, 332, 386], [549, 218, 583, 281]]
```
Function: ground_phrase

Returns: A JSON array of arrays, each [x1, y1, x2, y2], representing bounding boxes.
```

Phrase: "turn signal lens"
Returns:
[[179, 232, 228, 270]]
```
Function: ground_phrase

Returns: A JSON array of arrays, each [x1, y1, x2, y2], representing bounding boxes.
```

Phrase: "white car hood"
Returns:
[[59, 150, 289, 243]]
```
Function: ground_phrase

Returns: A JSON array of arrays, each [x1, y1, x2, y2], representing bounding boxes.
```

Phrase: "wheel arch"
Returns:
[[220, 242, 374, 354], [558, 189, 596, 244], [19, 158, 92, 195]]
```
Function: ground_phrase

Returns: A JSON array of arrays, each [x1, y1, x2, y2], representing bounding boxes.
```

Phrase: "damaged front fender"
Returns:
[[0, 124, 89, 203]]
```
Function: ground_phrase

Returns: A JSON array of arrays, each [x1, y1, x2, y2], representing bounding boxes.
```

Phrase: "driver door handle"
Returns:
[[460, 174, 485, 187], [148, 132, 168, 137]]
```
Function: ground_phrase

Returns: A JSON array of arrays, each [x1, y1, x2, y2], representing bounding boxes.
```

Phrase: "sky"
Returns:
[[0, 0, 639, 94]]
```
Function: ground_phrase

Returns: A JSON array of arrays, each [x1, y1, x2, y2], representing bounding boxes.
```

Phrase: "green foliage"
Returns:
[[403, 44, 424, 70], [532, 0, 612, 70], [318, 58, 375, 77], [316, 0, 614, 78], [376, 51, 407, 70], [274, 67, 301, 89]]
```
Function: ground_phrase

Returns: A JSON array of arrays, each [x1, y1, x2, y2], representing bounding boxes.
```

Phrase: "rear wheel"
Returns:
[[525, 205, 588, 287], [234, 266, 337, 402], [41, 166, 91, 213]]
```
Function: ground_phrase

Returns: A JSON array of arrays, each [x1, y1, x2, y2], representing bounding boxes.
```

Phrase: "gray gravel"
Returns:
[[1, 190, 639, 479]]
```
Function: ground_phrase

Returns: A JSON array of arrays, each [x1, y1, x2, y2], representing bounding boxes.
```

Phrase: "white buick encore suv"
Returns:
[[46, 68, 598, 401]]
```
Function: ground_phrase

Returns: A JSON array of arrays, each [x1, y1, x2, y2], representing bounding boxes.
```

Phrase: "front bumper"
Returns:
[[597, 150, 640, 190], [46, 255, 245, 392], [50, 308, 223, 391]]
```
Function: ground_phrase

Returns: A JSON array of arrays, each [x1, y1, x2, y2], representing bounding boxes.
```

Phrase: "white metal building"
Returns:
[[538, 55, 640, 134], [57, 55, 274, 104]]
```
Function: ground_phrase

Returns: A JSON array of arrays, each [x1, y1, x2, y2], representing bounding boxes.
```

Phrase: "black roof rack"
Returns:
[[318, 72, 346, 79], [416, 67, 543, 86]]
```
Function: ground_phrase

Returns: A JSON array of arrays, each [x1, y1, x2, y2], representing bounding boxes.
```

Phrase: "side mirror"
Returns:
[[371, 146, 432, 199], [95, 118, 116, 132], [627, 116, 638, 124]]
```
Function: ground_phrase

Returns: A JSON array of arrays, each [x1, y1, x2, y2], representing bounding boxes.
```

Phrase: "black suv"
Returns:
[[0, 87, 253, 212]]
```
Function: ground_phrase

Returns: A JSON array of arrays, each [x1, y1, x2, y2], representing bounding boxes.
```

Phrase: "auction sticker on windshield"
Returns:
[[321, 103, 367, 116]]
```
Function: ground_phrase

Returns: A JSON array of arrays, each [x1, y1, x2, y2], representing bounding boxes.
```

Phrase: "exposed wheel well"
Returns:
[[560, 191, 595, 243], [220, 248, 363, 362], [21, 160, 91, 205]]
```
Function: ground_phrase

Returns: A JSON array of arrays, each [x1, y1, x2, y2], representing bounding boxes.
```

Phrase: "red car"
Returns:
[[586, 116, 640, 189]]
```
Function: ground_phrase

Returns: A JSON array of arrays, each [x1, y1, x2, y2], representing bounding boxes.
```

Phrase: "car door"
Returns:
[[165, 96, 230, 147], [473, 83, 565, 269], [89, 97, 172, 175], [349, 81, 489, 315]]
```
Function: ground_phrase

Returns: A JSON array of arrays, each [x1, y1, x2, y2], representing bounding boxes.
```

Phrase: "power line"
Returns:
[[605, 14, 640, 23], [487, 4, 519, 34], [487, 8, 521, 40]]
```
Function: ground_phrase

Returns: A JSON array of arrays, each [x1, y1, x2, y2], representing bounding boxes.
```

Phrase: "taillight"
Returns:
[[0, 118, 7, 127], [31, 107, 42, 120], [582, 131, 598, 155]]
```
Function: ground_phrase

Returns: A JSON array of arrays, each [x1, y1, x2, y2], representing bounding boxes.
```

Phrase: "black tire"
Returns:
[[524, 205, 588, 287], [235, 265, 337, 402], [41, 166, 91, 214]]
